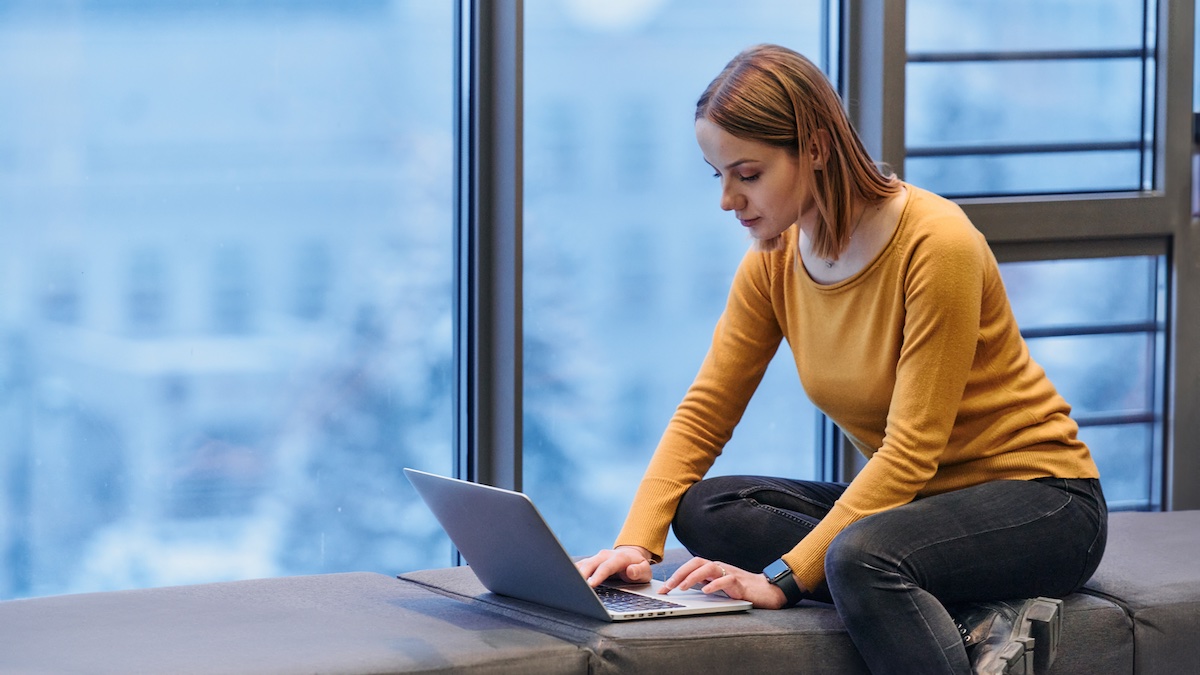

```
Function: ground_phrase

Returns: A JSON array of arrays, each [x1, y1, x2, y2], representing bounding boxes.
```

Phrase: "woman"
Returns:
[[576, 44, 1107, 675]]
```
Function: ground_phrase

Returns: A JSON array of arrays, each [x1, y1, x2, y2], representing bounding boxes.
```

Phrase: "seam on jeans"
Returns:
[[749, 500, 819, 529], [1073, 482, 1108, 590], [737, 485, 838, 512], [895, 487, 1074, 580], [861, 562, 960, 673]]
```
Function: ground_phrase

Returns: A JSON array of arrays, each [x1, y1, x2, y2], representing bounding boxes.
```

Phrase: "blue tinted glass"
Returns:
[[907, 60, 1144, 148], [1025, 334, 1156, 415], [908, 0, 1145, 52], [906, 0, 1154, 196], [906, 151, 1143, 197], [0, 2, 453, 599], [524, 0, 826, 558], [1001, 256, 1164, 511], [1078, 424, 1154, 510], [1001, 257, 1158, 329]]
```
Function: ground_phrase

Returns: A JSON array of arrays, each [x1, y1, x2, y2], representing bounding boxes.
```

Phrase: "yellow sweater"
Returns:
[[615, 185, 1099, 592]]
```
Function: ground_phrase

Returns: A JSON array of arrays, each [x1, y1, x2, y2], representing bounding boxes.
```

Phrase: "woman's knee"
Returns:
[[672, 476, 744, 547], [825, 518, 897, 593]]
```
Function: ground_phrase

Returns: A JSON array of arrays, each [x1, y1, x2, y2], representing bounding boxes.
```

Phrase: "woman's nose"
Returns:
[[720, 184, 742, 212]]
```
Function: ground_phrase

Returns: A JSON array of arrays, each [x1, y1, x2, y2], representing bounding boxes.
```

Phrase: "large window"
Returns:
[[906, 0, 1156, 197], [2, 0, 1195, 601], [902, 0, 1180, 511], [0, 1, 453, 600], [1000, 256, 1166, 510], [522, 0, 828, 557]]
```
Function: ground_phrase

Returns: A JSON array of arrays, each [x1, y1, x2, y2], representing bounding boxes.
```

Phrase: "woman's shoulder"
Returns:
[[894, 185, 991, 276], [900, 184, 985, 248]]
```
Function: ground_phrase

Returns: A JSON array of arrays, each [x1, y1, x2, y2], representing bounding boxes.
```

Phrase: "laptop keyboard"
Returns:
[[595, 585, 685, 611]]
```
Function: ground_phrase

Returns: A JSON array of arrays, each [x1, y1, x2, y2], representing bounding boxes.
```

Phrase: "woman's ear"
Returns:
[[809, 129, 832, 170]]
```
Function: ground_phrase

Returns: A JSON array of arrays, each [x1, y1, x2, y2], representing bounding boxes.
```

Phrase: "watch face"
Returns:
[[763, 558, 790, 581]]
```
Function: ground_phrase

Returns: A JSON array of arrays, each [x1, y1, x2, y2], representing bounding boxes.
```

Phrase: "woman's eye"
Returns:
[[740, 174, 759, 182]]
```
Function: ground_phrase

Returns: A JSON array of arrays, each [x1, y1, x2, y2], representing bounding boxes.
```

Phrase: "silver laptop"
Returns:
[[404, 468, 752, 621]]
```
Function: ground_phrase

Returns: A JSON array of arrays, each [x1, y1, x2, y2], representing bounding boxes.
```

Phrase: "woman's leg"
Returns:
[[824, 478, 1107, 675], [672, 475, 847, 576]]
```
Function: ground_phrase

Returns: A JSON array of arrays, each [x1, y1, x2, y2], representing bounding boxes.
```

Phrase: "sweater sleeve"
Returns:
[[783, 223, 987, 591], [613, 247, 785, 560]]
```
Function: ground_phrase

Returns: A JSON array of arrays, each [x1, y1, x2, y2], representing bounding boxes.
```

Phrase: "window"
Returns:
[[0, 1, 453, 600], [897, 0, 1190, 510], [1001, 256, 1167, 510], [4, 0, 1196, 602], [522, 0, 829, 558], [906, 0, 1156, 197]]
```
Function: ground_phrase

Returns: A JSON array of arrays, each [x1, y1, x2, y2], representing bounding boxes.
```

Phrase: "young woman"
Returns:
[[576, 44, 1107, 675]]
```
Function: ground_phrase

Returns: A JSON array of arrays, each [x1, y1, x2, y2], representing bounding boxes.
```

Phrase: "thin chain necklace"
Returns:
[[823, 205, 868, 268]]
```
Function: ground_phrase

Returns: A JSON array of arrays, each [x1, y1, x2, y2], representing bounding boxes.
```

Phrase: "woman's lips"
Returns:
[[739, 217, 759, 228]]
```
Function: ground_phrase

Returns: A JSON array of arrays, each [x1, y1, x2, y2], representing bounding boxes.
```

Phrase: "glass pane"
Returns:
[[1001, 257, 1157, 329], [906, 0, 1154, 197], [906, 151, 1142, 197], [0, 1, 453, 600], [1077, 424, 1154, 510], [524, 0, 826, 558], [1000, 256, 1164, 511], [908, 0, 1145, 53], [908, 60, 1144, 149], [1025, 334, 1155, 415]]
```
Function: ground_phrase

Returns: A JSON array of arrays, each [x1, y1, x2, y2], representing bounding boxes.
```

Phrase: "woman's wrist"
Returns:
[[616, 544, 653, 562], [763, 558, 806, 607]]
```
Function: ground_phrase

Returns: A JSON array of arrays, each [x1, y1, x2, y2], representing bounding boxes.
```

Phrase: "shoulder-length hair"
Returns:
[[696, 44, 899, 258]]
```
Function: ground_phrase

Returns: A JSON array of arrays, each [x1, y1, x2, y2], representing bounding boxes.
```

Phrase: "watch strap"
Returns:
[[763, 559, 805, 607]]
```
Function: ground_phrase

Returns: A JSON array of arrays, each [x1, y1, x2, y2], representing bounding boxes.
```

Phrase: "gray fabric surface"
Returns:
[[402, 564, 866, 674], [0, 572, 586, 675], [1082, 510, 1200, 675], [0, 510, 1192, 674], [400, 531, 1141, 675]]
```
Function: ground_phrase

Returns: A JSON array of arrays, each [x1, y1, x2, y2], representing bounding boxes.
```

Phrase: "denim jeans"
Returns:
[[672, 475, 1108, 674]]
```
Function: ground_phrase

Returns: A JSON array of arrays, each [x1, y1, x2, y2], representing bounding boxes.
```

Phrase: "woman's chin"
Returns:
[[752, 233, 785, 253]]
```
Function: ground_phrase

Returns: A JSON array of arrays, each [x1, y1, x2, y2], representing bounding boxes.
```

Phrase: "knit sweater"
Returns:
[[614, 184, 1100, 592]]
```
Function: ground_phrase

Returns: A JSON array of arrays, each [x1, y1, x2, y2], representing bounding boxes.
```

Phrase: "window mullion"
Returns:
[[454, 0, 523, 491]]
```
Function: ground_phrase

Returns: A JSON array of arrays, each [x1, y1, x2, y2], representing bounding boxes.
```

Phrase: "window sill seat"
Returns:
[[1, 511, 1197, 674]]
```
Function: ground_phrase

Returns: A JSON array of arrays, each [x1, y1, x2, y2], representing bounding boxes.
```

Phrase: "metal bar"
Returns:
[[1160, 0, 1198, 510], [1020, 321, 1163, 340], [907, 140, 1141, 158], [844, 0, 907, 178], [907, 48, 1147, 63], [453, 0, 523, 492], [1075, 411, 1159, 427]]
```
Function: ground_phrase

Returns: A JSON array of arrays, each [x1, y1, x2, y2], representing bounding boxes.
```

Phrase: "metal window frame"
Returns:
[[454, 0, 523, 491]]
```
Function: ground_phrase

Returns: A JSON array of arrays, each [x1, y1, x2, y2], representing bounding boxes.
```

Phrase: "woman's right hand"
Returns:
[[575, 545, 654, 587]]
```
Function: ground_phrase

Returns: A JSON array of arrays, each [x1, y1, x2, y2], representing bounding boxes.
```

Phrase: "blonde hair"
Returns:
[[696, 44, 899, 258]]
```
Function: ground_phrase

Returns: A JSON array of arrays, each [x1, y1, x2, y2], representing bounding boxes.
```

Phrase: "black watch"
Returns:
[[763, 558, 805, 607]]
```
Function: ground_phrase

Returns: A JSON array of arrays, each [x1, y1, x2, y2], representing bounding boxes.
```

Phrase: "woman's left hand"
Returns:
[[658, 557, 789, 609]]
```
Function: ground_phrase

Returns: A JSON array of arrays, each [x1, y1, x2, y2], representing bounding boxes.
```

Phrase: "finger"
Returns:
[[620, 559, 653, 584], [586, 552, 633, 587], [575, 554, 603, 580], [658, 557, 710, 594], [679, 560, 730, 593]]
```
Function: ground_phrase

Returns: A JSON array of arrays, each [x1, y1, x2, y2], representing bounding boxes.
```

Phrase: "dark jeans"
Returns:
[[672, 476, 1108, 674]]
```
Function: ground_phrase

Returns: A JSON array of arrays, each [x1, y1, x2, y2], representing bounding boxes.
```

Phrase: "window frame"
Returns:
[[458, 0, 1199, 510], [846, 0, 1195, 509]]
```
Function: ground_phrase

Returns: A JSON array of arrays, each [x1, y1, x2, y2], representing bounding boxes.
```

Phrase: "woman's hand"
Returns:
[[575, 545, 654, 587], [659, 557, 790, 610]]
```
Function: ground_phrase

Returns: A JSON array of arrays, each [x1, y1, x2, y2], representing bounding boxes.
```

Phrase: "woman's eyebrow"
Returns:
[[708, 158, 757, 172]]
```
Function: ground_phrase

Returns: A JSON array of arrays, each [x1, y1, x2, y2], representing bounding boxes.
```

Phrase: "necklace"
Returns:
[[823, 206, 868, 268]]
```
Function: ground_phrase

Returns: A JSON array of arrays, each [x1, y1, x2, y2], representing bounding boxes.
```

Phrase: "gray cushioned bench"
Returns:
[[0, 511, 1196, 674]]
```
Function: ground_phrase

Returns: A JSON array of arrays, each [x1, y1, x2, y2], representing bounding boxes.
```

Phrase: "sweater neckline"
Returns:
[[800, 183, 913, 292]]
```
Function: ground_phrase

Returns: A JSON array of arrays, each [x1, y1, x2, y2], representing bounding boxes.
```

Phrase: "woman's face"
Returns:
[[695, 117, 812, 242]]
